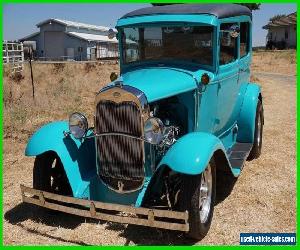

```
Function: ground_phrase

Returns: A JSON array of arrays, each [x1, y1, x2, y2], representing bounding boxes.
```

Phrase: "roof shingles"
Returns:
[[263, 12, 297, 29], [36, 18, 117, 32]]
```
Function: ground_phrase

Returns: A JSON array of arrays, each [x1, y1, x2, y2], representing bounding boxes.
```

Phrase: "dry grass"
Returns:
[[3, 62, 118, 141], [3, 53, 296, 245], [251, 50, 296, 75]]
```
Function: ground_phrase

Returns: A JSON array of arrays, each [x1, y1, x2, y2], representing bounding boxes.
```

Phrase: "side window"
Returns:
[[240, 22, 250, 57], [219, 23, 238, 65]]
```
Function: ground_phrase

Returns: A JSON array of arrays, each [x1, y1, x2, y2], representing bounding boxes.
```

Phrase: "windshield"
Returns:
[[121, 26, 214, 66]]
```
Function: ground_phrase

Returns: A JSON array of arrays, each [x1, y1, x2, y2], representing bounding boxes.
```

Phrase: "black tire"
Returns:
[[33, 152, 72, 196], [180, 162, 216, 240], [247, 100, 264, 161]]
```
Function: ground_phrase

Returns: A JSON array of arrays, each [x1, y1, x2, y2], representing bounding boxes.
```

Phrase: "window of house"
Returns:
[[240, 22, 250, 57], [219, 23, 238, 65]]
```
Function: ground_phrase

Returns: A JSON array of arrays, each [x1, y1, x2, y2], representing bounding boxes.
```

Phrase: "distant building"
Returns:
[[19, 18, 118, 61], [263, 12, 297, 49]]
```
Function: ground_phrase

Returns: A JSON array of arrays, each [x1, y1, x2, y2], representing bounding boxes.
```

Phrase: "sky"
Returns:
[[3, 3, 297, 47]]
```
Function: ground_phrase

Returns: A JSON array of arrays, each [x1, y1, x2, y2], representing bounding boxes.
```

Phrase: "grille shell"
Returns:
[[95, 88, 146, 192]]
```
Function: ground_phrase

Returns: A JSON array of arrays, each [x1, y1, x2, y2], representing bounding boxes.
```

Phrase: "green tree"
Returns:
[[239, 3, 261, 11]]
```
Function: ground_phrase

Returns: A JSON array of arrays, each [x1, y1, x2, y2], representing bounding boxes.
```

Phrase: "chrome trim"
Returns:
[[95, 86, 150, 192], [97, 84, 148, 110], [210, 72, 239, 84], [98, 175, 145, 194], [199, 164, 212, 223], [122, 85, 148, 110], [21, 185, 189, 232], [83, 132, 159, 145], [194, 90, 199, 131], [95, 85, 150, 124]]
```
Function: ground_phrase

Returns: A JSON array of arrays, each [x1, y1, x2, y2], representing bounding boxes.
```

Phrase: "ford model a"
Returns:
[[21, 4, 263, 239]]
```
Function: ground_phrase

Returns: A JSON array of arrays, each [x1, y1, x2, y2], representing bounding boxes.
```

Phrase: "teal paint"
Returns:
[[158, 132, 229, 175], [117, 14, 218, 28], [237, 83, 261, 143], [25, 11, 261, 206], [25, 121, 96, 198]]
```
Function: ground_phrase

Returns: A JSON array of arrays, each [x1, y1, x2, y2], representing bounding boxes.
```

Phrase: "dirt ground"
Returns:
[[3, 51, 296, 245]]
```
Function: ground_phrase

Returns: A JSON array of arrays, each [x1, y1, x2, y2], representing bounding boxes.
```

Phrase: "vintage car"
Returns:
[[21, 4, 264, 239]]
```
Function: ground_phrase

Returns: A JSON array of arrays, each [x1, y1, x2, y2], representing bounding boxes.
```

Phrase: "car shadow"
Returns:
[[215, 172, 237, 205], [5, 172, 238, 246], [4, 203, 101, 245], [118, 225, 198, 245], [4, 202, 94, 229], [5, 203, 198, 245]]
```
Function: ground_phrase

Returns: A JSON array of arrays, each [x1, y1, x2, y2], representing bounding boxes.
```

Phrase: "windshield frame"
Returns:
[[118, 22, 217, 73]]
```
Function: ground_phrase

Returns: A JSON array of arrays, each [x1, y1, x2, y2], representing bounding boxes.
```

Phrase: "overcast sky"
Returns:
[[3, 3, 297, 46]]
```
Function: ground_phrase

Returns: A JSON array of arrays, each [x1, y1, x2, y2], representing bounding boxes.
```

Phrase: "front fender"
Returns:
[[237, 83, 261, 143], [158, 132, 228, 175], [25, 121, 96, 198]]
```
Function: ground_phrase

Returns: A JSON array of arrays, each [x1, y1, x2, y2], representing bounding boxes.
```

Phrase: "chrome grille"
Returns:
[[95, 100, 145, 190]]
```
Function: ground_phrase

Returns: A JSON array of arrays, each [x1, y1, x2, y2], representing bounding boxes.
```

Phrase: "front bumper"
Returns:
[[20, 185, 189, 232]]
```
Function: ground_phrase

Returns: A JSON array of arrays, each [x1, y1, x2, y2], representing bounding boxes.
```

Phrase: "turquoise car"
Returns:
[[21, 4, 264, 240]]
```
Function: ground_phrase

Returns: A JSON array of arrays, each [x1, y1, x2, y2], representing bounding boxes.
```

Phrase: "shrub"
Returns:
[[52, 63, 65, 73], [84, 63, 96, 73], [10, 72, 24, 83]]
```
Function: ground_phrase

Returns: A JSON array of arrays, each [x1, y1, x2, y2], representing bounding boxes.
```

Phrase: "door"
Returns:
[[66, 48, 75, 61], [44, 31, 64, 60], [215, 22, 240, 135]]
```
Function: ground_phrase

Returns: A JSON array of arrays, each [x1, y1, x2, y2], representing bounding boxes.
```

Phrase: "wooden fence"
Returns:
[[3, 41, 24, 73]]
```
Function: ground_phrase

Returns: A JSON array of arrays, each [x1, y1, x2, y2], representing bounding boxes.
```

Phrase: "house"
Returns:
[[19, 18, 118, 61], [263, 12, 296, 49]]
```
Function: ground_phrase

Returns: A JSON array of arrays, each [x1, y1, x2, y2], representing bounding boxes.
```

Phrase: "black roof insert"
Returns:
[[122, 4, 251, 19]]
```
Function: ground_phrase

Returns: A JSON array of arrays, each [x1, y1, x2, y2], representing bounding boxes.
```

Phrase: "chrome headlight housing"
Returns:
[[69, 112, 88, 139], [144, 117, 164, 145]]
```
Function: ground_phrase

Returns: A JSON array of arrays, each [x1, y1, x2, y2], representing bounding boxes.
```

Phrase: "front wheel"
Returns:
[[33, 152, 72, 196], [248, 100, 264, 161], [180, 162, 216, 240]]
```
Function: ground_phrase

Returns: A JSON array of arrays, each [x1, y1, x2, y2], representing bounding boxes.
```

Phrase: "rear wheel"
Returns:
[[180, 162, 216, 240], [33, 152, 72, 195], [248, 100, 264, 160]]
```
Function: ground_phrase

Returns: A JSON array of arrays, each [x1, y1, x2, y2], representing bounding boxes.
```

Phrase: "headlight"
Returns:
[[69, 112, 88, 139], [144, 117, 164, 144]]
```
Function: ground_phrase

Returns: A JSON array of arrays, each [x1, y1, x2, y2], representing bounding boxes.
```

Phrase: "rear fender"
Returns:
[[237, 83, 262, 143], [157, 132, 233, 175], [25, 121, 96, 198]]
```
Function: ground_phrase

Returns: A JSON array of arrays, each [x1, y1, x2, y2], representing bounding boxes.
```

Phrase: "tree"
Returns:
[[152, 3, 261, 11], [239, 3, 261, 11]]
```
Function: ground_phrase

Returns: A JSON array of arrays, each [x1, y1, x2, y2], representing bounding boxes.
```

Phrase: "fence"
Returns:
[[3, 41, 24, 73]]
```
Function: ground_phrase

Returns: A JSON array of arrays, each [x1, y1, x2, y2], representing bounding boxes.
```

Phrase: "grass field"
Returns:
[[3, 50, 296, 245]]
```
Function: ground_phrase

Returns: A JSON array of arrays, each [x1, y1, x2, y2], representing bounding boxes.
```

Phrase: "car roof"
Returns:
[[121, 4, 252, 20]]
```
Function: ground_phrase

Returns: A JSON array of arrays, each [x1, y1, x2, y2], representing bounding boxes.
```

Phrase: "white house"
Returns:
[[19, 18, 118, 61], [263, 12, 296, 49]]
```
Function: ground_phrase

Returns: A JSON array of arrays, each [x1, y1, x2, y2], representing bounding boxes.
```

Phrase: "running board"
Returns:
[[20, 185, 189, 232], [228, 143, 253, 170]]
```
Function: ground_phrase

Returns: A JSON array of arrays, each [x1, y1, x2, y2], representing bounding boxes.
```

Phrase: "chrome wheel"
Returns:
[[257, 112, 262, 147], [199, 165, 212, 223]]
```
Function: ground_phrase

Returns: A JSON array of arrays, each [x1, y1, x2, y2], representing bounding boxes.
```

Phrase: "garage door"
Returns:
[[44, 31, 64, 60]]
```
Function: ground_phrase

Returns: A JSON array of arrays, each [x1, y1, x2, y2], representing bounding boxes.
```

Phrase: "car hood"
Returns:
[[120, 67, 211, 103]]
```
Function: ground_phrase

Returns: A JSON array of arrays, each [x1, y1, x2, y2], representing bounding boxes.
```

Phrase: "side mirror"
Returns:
[[110, 72, 118, 82], [108, 28, 116, 40], [229, 24, 240, 38]]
